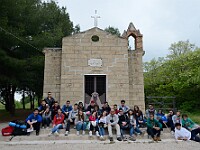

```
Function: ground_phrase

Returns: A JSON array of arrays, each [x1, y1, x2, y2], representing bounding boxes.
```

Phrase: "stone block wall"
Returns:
[[128, 50, 145, 111], [43, 48, 62, 101], [43, 24, 145, 111], [59, 27, 130, 106]]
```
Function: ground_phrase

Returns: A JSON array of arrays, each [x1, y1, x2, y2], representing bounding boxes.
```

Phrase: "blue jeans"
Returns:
[[130, 126, 135, 136], [52, 124, 63, 133], [120, 125, 130, 138], [42, 117, 51, 127], [99, 127, 105, 136], [130, 126, 142, 136], [76, 122, 87, 131]]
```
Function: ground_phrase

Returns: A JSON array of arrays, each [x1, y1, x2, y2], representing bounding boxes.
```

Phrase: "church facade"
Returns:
[[43, 23, 145, 110]]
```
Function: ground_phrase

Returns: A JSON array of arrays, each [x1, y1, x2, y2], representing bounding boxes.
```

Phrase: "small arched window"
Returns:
[[128, 36, 135, 50]]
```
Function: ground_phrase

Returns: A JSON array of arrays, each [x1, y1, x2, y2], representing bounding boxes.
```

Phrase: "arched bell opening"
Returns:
[[128, 35, 136, 50]]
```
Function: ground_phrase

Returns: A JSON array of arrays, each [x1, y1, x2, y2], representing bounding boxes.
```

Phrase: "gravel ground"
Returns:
[[0, 141, 199, 150], [1, 123, 199, 150]]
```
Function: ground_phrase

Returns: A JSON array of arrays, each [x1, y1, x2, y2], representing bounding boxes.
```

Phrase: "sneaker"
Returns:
[[123, 136, 128, 141], [46, 127, 49, 129], [27, 128, 34, 133], [82, 130, 85, 135], [100, 136, 103, 140], [117, 137, 122, 141], [129, 136, 136, 141], [171, 131, 175, 135], [102, 136, 106, 141], [89, 131, 92, 136], [109, 137, 114, 142], [54, 131, 59, 136], [65, 131, 68, 136], [96, 131, 100, 137], [76, 131, 80, 136], [42, 126, 45, 129]]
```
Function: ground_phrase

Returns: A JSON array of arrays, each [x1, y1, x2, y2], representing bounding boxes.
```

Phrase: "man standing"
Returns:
[[44, 92, 55, 109], [26, 108, 42, 136], [106, 108, 122, 141]]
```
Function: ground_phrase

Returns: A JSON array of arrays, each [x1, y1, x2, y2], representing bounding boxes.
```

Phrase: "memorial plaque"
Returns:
[[88, 59, 102, 67]]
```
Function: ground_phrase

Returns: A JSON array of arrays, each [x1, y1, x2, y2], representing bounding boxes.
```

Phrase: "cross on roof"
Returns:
[[91, 10, 100, 27]]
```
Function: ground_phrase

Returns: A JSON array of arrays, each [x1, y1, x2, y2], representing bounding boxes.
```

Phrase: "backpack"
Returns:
[[10, 120, 27, 136], [12, 127, 27, 136], [1, 126, 14, 136]]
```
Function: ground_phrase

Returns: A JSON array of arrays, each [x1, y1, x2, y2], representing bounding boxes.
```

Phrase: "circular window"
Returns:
[[91, 35, 99, 42]]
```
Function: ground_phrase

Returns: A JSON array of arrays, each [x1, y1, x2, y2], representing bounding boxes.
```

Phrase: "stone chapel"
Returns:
[[43, 22, 145, 110]]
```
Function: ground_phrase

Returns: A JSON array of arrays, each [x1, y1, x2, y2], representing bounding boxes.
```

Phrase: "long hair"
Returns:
[[78, 110, 84, 121], [133, 105, 142, 116], [127, 109, 135, 119], [99, 110, 107, 120]]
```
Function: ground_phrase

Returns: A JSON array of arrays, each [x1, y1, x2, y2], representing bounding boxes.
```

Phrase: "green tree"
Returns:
[[167, 40, 196, 59], [104, 26, 121, 37], [144, 41, 200, 111], [0, 0, 75, 114]]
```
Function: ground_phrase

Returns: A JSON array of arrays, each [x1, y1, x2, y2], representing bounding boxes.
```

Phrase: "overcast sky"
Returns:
[[54, 0, 200, 62]]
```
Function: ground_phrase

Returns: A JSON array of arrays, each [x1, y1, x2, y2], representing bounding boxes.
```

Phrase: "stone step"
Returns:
[[1, 133, 176, 144], [1, 139, 179, 145], [1, 129, 174, 143], [38, 127, 172, 135]]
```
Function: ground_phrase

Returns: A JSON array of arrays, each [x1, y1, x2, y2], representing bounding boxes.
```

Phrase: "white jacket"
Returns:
[[175, 127, 191, 140]]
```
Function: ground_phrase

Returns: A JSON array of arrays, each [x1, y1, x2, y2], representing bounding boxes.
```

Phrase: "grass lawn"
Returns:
[[0, 100, 39, 123], [0, 109, 33, 123], [188, 112, 200, 124]]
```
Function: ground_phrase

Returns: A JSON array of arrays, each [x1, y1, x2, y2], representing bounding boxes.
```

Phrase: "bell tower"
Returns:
[[122, 22, 145, 111]]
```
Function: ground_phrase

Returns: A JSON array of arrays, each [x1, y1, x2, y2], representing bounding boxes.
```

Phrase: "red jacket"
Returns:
[[53, 113, 64, 125], [115, 109, 119, 114], [89, 115, 96, 121]]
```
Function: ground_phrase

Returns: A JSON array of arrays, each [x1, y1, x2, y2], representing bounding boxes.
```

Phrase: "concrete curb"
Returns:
[[0, 139, 183, 145]]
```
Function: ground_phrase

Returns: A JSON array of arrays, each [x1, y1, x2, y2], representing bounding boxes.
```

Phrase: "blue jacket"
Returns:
[[62, 105, 73, 113], [26, 113, 42, 123]]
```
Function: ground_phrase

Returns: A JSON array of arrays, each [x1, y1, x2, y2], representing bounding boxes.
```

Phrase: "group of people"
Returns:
[[145, 104, 200, 142], [25, 92, 146, 141], [25, 92, 200, 142]]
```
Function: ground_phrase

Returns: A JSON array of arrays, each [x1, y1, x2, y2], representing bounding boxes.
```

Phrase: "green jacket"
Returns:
[[182, 118, 195, 130], [147, 118, 162, 129]]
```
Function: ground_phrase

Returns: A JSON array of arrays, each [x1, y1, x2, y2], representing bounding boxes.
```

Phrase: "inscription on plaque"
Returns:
[[88, 59, 102, 67]]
